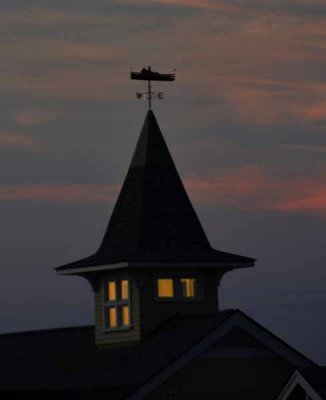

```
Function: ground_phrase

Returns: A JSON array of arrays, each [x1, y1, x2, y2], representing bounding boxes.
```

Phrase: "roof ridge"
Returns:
[[232, 309, 317, 367]]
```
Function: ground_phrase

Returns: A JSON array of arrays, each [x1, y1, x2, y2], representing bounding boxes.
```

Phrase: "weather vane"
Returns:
[[130, 66, 175, 110]]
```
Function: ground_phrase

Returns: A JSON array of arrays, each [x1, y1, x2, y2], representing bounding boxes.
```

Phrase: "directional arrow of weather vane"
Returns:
[[130, 66, 175, 110]]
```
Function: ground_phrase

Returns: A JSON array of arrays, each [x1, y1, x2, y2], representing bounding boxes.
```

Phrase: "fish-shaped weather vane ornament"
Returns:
[[130, 66, 175, 110]]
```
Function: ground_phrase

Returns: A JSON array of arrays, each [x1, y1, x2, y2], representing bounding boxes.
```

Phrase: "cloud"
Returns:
[[13, 110, 61, 126], [0, 8, 106, 27], [0, 130, 44, 152], [0, 67, 129, 101], [1, 38, 114, 64], [175, 15, 326, 125], [222, 82, 326, 125], [279, 144, 326, 154], [295, 103, 326, 122], [274, 190, 326, 213], [1, 166, 324, 215], [121, 0, 239, 12], [0, 184, 119, 202], [112, 0, 326, 17], [0, 3, 325, 124], [0, 7, 166, 33], [120, 10, 326, 126], [184, 165, 326, 214]]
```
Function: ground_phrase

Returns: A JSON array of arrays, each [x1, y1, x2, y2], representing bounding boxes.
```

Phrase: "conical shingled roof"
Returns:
[[57, 111, 254, 271]]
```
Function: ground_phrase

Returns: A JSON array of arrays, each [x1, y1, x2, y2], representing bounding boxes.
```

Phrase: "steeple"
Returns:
[[56, 111, 255, 347], [96, 109, 211, 260], [57, 111, 253, 272]]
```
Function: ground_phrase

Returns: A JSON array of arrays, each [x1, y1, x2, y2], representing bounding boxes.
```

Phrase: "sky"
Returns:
[[0, 0, 325, 363]]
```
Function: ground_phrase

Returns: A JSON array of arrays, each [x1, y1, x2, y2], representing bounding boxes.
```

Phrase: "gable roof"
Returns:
[[129, 309, 316, 399], [57, 111, 255, 273], [0, 309, 315, 394]]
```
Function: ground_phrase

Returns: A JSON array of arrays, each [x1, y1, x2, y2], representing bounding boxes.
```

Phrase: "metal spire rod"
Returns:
[[130, 66, 175, 110]]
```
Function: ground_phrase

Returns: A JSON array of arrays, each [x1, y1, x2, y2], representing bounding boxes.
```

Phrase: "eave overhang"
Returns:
[[56, 260, 255, 276]]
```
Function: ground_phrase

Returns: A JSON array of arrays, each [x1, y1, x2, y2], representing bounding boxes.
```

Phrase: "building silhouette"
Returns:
[[0, 111, 325, 399]]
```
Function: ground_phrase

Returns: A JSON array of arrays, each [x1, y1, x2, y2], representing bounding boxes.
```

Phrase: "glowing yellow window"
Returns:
[[105, 278, 130, 330], [122, 305, 130, 326], [108, 307, 117, 328], [121, 280, 129, 300], [181, 278, 196, 298], [107, 281, 117, 301], [157, 279, 174, 298]]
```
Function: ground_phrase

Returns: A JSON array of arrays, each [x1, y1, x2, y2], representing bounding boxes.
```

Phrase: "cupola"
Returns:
[[56, 111, 255, 347]]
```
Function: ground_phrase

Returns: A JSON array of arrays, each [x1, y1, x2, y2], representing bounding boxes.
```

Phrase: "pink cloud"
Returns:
[[13, 110, 60, 126], [184, 165, 326, 214], [185, 166, 273, 203], [0, 4, 325, 124], [2, 68, 127, 101], [0, 130, 44, 152], [275, 190, 326, 213], [0, 168, 325, 215], [279, 145, 326, 154], [2, 38, 114, 64], [138, 0, 240, 12], [295, 103, 326, 122], [119, 0, 326, 17], [0, 35, 126, 100], [0, 8, 108, 26], [0, 184, 119, 202]]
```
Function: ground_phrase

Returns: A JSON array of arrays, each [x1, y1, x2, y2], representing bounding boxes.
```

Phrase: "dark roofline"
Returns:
[[0, 324, 94, 338], [2, 309, 312, 371], [235, 309, 318, 367], [145, 309, 236, 374]]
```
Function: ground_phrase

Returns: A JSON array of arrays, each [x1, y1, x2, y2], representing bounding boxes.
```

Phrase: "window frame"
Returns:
[[103, 276, 131, 332], [154, 274, 203, 302]]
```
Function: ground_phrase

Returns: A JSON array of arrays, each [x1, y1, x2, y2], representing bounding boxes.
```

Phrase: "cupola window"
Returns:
[[157, 278, 174, 298], [156, 277, 198, 300], [104, 278, 130, 330]]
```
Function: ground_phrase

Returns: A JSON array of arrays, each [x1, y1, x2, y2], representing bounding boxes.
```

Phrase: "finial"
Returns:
[[130, 66, 175, 110]]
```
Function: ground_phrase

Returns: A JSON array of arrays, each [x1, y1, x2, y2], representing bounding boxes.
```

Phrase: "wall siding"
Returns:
[[139, 269, 219, 339]]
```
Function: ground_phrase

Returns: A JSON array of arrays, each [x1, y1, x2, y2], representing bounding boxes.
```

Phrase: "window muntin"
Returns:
[[157, 279, 174, 298], [156, 277, 198, 300], [104, 278, 130, 330], [180, 278, 196, 298]]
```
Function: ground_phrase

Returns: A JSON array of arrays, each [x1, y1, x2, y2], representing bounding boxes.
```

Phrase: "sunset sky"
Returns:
[[0, 0, 325, 363]]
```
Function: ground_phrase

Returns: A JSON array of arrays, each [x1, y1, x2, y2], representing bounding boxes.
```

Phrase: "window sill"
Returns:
[[103, 325, 132, 333]]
